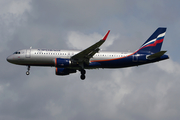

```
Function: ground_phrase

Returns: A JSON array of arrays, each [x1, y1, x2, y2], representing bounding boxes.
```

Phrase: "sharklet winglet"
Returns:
[[102, 30, 110, 41]]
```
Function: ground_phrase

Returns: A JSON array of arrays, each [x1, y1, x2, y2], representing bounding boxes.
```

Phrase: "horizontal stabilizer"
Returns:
[[147, 51, 167, 60]]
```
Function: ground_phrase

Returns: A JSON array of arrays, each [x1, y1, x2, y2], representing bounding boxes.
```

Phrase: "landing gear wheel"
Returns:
[[80, 69, 86, 80], [26, 71, 30, 75], [80, 74, 85, 80], [26, 65, 30, 75]]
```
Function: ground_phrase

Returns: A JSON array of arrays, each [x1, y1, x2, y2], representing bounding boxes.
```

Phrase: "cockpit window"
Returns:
[[13, 52, 21, 54]]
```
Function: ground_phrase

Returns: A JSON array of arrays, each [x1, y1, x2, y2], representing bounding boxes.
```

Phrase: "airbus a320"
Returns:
[[7, 28, 169, 80]]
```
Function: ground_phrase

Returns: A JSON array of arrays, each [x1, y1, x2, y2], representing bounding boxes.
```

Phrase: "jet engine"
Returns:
[[55, 68, 76, 75], [54, 58, 71, 67]]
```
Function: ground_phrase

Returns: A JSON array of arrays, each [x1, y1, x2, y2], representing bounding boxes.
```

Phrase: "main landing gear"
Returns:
[[26, 65, 30, 75], [80, 69, 86, 80]]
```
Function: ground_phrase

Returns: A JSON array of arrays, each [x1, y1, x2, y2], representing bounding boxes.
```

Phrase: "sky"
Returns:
[[0, 0, 180, 120]]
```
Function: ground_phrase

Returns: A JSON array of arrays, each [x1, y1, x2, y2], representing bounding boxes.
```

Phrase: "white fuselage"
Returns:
[[7, 49, 132, 67]]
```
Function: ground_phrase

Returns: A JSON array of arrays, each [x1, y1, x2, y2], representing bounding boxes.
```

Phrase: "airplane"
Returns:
[[7, 28, 169, 80]]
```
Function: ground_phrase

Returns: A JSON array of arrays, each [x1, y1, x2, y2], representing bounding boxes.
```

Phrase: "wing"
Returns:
[[70, 30, 110, 65]]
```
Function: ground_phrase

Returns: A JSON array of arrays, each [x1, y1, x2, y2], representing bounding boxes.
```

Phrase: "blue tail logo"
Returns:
[[136, 28, 166, 54]]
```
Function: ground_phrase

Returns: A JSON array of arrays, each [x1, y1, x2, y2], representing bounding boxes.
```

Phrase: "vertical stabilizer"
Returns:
[[136, 28, 166, 54]]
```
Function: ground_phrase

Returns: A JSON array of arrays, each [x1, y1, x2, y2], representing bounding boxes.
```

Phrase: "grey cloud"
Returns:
[[29, 0, 126, 30]]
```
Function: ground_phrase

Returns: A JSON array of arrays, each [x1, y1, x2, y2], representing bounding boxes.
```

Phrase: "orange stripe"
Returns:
[[56, 67, 58, 73], [55, 58, 57, 66]]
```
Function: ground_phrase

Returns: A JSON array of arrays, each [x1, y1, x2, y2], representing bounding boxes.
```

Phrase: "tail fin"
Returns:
[[136, 27, 167, 54]]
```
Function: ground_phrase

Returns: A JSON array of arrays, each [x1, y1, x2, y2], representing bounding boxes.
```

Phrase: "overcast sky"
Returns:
[[1, 0, 180, 120]]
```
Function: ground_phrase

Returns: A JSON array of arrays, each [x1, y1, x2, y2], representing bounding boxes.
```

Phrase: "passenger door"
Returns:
[[26, 49, 31, 58]]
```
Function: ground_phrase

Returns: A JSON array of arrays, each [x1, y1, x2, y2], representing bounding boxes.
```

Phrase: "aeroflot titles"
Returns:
[[37, 49, 61, 51]]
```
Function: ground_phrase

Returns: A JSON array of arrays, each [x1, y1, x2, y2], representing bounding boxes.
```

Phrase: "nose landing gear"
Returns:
[[26, 65, 30, 75]]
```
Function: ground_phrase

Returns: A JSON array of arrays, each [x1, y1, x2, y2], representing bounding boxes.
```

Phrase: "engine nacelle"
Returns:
[[54, 58, 71, 67], [55, 68, 76, 75]]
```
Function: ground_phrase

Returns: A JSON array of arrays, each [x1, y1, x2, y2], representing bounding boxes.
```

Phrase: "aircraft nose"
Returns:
[[6, 56, 13, 63]]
